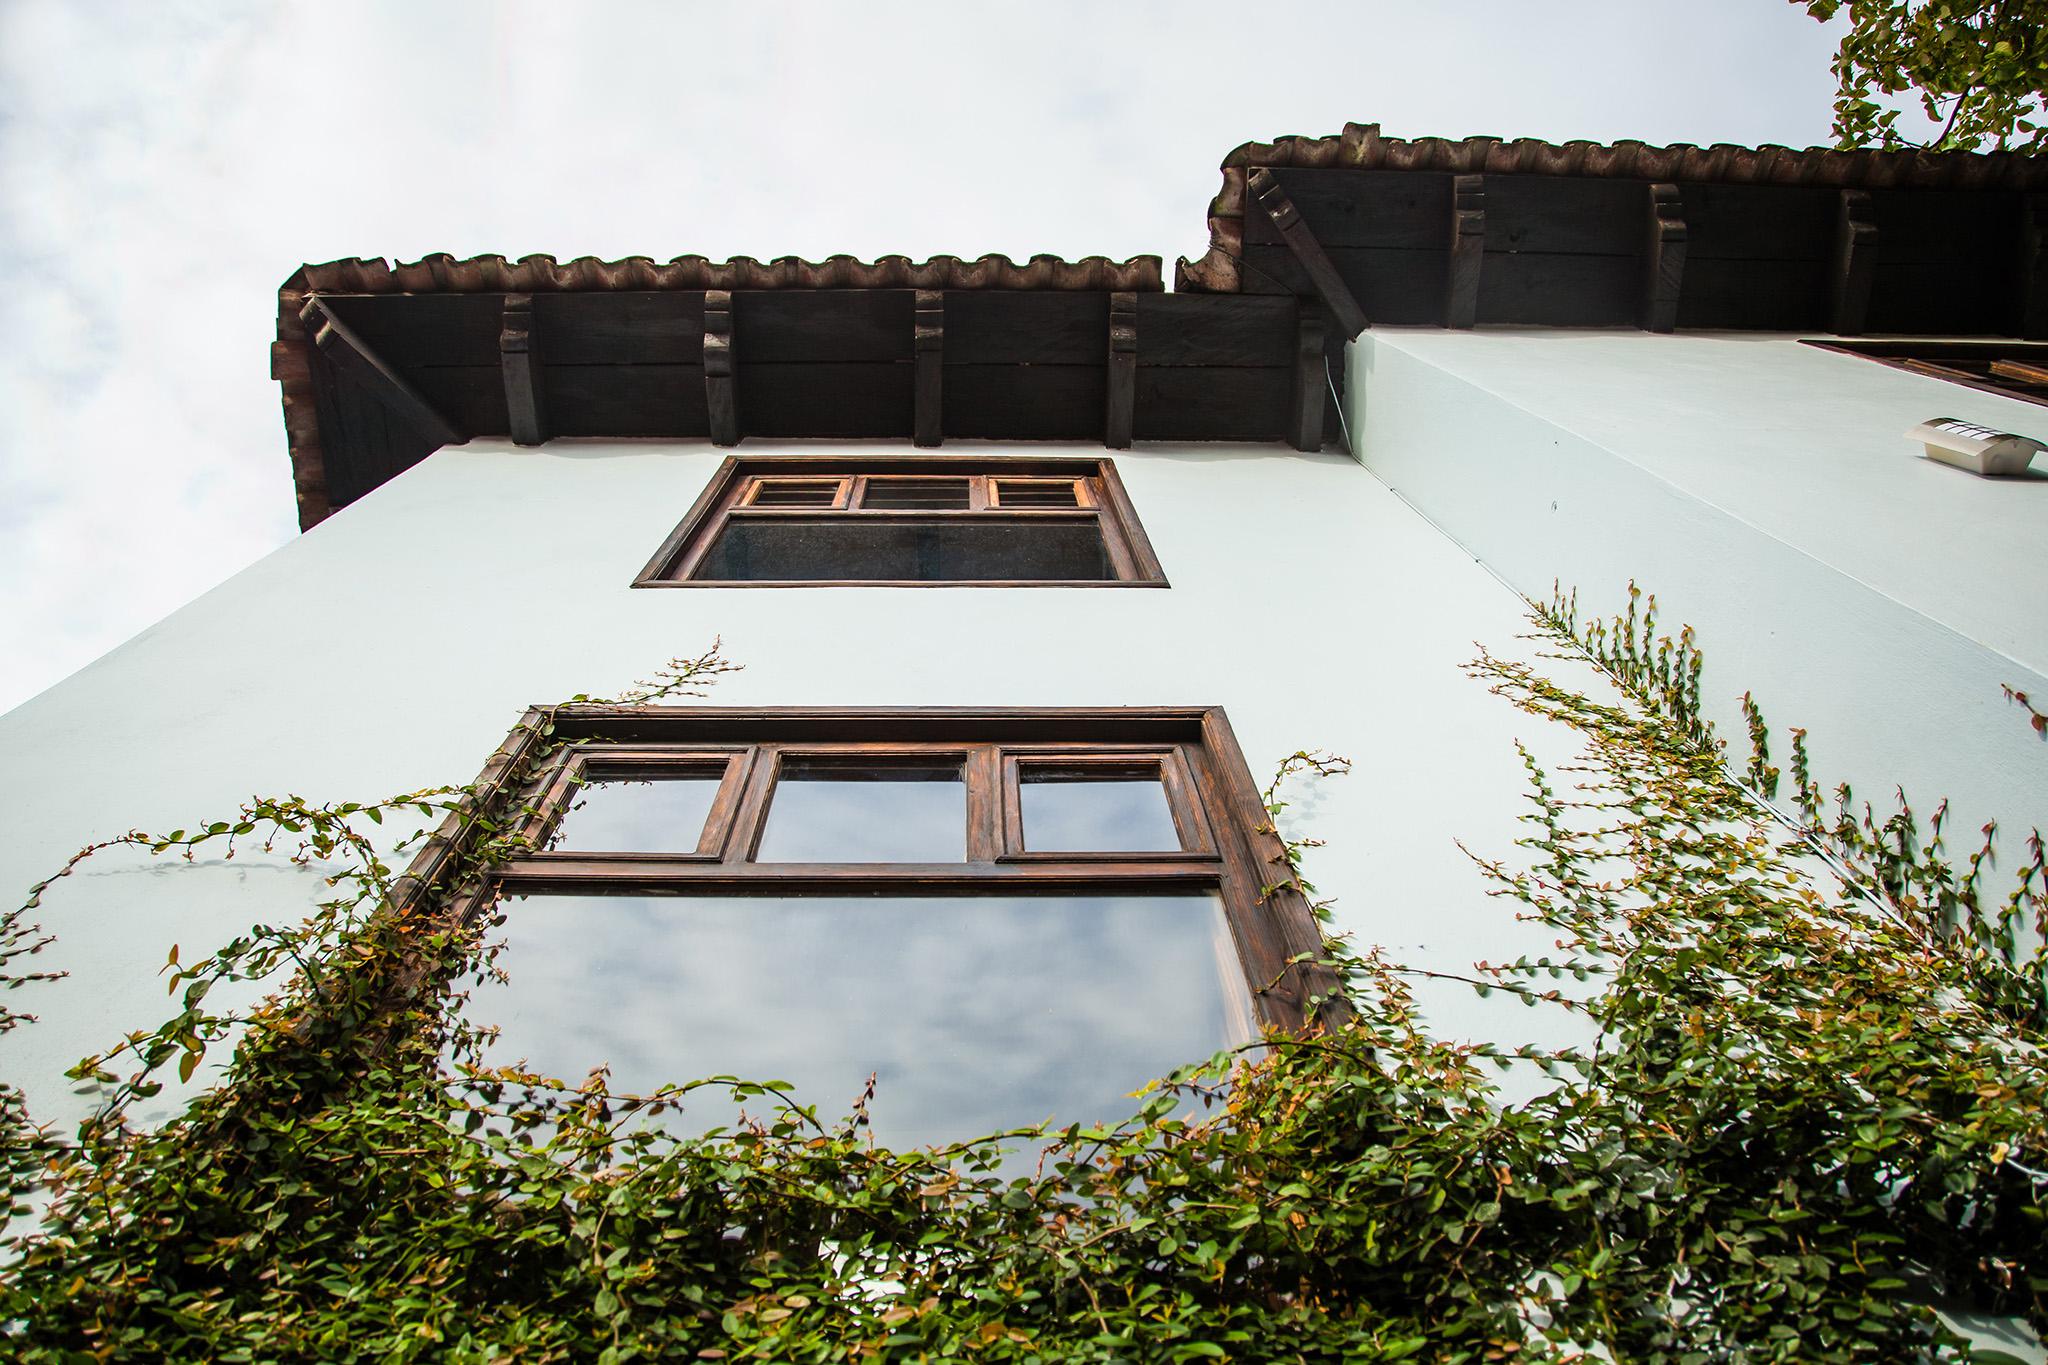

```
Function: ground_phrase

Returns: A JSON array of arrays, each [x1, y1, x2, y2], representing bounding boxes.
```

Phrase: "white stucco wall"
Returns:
[[1351, 330, 2048, 859], [0, 438, 1603, 1135]]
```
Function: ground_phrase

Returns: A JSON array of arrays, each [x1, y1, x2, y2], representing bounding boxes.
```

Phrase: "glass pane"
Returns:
[[994, 479, 1082, 508], [548, 776, 722, 853], [756, 761, 964, 863], [860, 478, 971, 510], [747, 479, 840, 508], [457, 892, 1255, 1147], [1021, 772, 1181, 852], [694, 516, 1112, 582]]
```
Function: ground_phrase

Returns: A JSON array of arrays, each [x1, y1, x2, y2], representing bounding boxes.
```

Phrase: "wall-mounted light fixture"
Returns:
[[1905, 418, 2044, 477]]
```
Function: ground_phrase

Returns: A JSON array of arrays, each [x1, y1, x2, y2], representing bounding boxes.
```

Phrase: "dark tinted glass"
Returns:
[[695, 517, 1112, 582], [1021, 772, 1181, 852], [747, 480, 840, 508], [458, 892, 1255, 1146], [860, 478, 971, 510], [548, 777, 722, 853], [756, 760, 965, 862], [993, 479, 1082, 508]]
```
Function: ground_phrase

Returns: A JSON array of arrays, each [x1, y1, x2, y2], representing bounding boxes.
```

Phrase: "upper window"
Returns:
[[442, 707, 1336, 1147], [1805, 340, 2048, 408], [633, 456, 1167, 587]]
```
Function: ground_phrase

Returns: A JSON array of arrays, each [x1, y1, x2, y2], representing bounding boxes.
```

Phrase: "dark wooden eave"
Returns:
[[1178, 122, 2048, 338], [272, 253, 1345, 529]]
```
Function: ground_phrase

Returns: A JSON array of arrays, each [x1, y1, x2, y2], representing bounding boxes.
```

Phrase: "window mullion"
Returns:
[[964, 745, 1002, 863]]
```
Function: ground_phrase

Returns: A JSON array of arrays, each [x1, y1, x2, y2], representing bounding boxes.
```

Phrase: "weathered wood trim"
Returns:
[[913, 288, 944, 447], [1288, 309, 1327, 453], [1248, 168, 1369, 338], [1105, 291, 1137, 449], [1641, 183, 1688, 334], [299, 296, 464, 447], [704, 289, 739, 446], [499, 293, 548, 446], [1830, 189, 1878, 336], [1447, 174, 1485, 329]]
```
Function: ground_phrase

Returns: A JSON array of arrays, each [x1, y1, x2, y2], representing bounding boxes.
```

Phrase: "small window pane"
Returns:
[[860, 478, 971, 510], [747, 480, 840, 508], [1021, 771, 1181, 852], [696, 517, 1112, 582], [993, 479, 1082, 508], [548, 777, 722, 853], [458, 892, 1254, 1147], [757, 761, 965, 862]]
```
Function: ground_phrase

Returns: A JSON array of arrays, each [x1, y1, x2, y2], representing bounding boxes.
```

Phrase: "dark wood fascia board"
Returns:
[[1180, 120, 2048, 294], [278, 286, 1328, 526]]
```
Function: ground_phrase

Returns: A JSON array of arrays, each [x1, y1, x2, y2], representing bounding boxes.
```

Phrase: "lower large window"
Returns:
[[446, 707, 1337, 1147]]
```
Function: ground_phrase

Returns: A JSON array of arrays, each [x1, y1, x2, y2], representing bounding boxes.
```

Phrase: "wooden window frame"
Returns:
[[1803, 339, 2048, 408], [447, 706, 1341, 1033], [632, 455, 1168, 588]]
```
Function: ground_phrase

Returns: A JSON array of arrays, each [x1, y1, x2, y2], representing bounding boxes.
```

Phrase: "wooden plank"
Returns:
[[1830, 189, 1878, 336], [404, 365, 507, 434], [1447, 175, 1484, 328], [1678, 183, 1835, 261], [704, 289, 739, 446], [1484, 174, 1644, 255], [1675, 258, 1830, 330], [532, 291, 705, 363], [544, 364, 708, 437], [1242, 168, 1454, 250], [1105, 291, 1136, 449], [317, 293, 503, 364], [1478, 254, 1639, 326], [1288, 309, 1327, 452], [301, 297, 464, 446], [1132, 367, 1289, 442], [500, 293, 547, 445], [735, 363, 912, 437], [2024, 194, 2048, 340], [1641, 183, 1688, 334], [944, 291, 1107, 364], [734, 289, 914, 362], [1240, 246, 1449, 327], [1870, 188, 2022, 263], [1134, 294, 1295, 366], [913, 289, 943, 447], [942, 365, 1104, 439], [1866, 258, 2020, 336], [1248, 167, 1369, 338]]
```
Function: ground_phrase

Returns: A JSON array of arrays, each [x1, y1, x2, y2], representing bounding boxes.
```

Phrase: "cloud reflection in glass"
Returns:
[[456, 892, 1255, 1148]]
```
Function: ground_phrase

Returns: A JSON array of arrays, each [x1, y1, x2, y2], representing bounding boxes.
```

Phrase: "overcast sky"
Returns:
[[0, 0, 1862, 713]]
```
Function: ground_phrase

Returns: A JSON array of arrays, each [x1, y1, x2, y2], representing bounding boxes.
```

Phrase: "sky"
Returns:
[[0, 0, 1864, 714]]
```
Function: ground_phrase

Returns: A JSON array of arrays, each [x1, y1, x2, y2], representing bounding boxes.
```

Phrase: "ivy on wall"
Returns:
[[1, 592, 2042, 1362]]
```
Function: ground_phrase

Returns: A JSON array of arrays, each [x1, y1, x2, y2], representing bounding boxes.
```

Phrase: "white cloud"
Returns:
[[0, 0, 1848, 712]]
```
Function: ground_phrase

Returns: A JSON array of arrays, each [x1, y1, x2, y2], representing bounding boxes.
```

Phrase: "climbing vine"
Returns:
[[1, 592, 2042, 1362]]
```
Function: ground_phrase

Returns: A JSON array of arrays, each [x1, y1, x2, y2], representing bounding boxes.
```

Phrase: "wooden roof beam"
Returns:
[[1288, 308, 1327, 452], [1105, 291, 1136, 449], [500, 294, 548, 446], [1248, 167, 1368, 339], [1641, 183, 1688, 334], [705, 289, 739, 446], [299, 296, 464, 447], [1447, 175, 1485, 329], [1830, 190, 1877, 336], [913, 289, 943, 447]]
